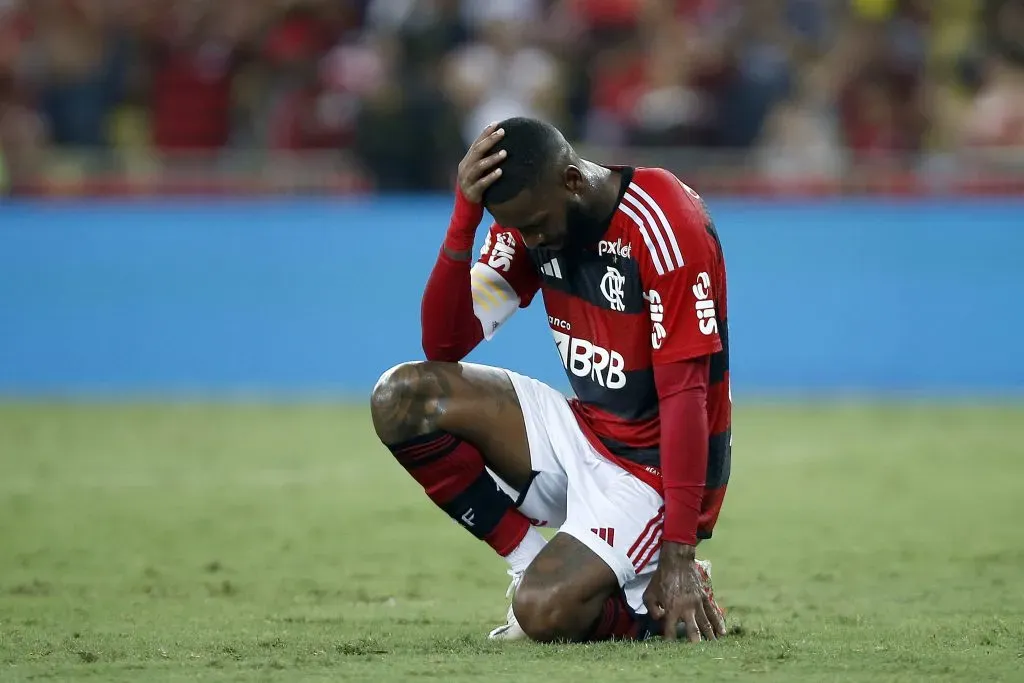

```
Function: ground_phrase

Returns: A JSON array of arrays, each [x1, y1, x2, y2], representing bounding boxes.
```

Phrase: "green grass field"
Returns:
[[1, 402, 1023, 682]]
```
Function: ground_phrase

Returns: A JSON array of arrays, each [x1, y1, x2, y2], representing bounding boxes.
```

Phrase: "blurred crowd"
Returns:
[[1, 0, 1022, 192]]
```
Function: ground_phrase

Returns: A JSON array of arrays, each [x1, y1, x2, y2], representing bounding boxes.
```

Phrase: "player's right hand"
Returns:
[[457, 123, 506, 204], [643, 542, 725, 643]]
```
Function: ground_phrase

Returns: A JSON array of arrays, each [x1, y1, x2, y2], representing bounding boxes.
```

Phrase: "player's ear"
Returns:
[[564, 165, 585, 195]]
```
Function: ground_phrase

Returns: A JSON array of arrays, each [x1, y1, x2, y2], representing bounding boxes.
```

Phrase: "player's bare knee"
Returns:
[[370, 361, 423, 440], [512, 583, 578, 643], [370, 361, 448, 443]]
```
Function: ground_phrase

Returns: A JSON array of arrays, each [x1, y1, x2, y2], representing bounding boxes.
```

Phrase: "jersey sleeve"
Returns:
[[471, 223, 541, 340], [634, 173, 724, 364]]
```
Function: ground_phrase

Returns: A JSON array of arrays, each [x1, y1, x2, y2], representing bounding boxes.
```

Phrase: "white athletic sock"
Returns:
[[505, 526, 547, 574]]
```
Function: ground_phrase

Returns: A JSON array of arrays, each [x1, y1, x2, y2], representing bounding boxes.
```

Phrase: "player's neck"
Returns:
[[582, 160, 621, 217], [576, 160, 623, 227], [563, 160, 627, 250]]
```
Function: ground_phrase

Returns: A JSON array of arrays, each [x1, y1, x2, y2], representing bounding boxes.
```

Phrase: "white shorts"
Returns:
[[491, 369, 665, 614]]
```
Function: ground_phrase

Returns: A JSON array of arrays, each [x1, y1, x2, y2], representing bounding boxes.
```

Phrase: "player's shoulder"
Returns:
[[628, 167, 704, 213], [617, 168, 708, 277]]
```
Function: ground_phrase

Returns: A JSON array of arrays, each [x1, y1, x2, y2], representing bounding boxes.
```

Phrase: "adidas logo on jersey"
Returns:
[[552, 330, 626, 389], [540, 258, 562, 279], [598, 238, 632, 260], [591, 527, 615, 546]]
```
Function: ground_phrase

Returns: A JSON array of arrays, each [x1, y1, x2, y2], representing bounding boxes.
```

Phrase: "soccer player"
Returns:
[[370, 117, 731, 643]]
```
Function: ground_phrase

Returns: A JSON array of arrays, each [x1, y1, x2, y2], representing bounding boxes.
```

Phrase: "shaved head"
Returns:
[[481, 117, 571, 208], [481, 116, 617, 252]]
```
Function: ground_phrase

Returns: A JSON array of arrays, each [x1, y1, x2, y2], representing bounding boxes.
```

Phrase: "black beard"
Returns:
[[563, 201, 605, 253]]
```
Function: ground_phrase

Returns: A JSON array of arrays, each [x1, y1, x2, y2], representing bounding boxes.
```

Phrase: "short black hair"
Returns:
[[482, 117, 568, 207]]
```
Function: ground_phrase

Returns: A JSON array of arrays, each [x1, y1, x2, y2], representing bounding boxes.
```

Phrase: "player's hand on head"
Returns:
[[643, 542, 724, 643], [458, 122, 506, 204]]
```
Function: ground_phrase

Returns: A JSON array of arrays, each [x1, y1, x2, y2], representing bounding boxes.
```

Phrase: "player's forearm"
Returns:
[[445, 187, 484, 254], [420, 191, 486, 361], [653, 357, 711, 546], [421, 249, 484, 361]]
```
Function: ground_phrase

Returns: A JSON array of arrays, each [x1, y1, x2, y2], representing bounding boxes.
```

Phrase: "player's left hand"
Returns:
[[643, 542, 725, 642]]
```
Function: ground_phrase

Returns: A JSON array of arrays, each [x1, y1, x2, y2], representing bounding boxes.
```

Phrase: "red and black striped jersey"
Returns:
[[470, 167, 731, 539]]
